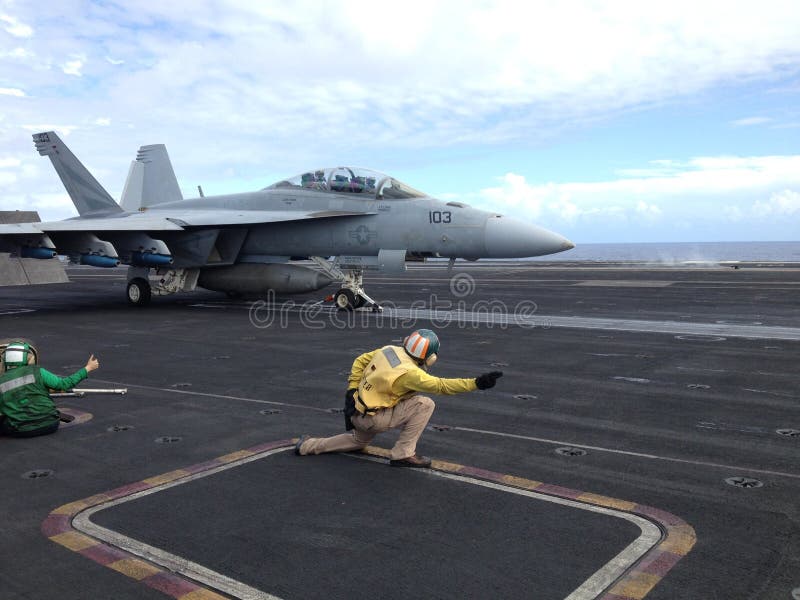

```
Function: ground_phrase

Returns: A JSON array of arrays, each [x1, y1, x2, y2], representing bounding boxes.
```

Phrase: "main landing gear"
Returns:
[[126, 277, 151, 306], [125, 267, 197, 307]]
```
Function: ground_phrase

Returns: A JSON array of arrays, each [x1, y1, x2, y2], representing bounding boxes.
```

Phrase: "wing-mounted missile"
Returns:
[[49, 232, 120, 268], [80, 254, 120, 268], [20, 247, 57, 259], [131, 252, 173, 267], [101, 232, 174, 267]]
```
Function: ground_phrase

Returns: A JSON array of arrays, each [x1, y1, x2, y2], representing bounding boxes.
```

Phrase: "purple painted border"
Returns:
[[44, 440, 695, 600]]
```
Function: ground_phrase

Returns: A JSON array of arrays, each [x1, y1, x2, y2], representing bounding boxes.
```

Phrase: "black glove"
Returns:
[[475, 371, 503, 390], [344, 388, 357, 431]]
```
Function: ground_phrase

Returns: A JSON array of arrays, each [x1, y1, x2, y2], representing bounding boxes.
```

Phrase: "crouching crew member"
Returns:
[[295, 329, 502, 467], [0, 341, 100, 438]]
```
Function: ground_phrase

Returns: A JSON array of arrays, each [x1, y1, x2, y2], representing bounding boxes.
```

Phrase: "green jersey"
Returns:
[[0, 365, 88, 432]]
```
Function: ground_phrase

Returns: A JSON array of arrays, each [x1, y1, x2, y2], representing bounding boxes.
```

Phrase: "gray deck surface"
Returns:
[[0, 261, 798, 599]]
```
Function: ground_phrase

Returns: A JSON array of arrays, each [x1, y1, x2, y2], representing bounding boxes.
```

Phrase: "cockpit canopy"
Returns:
[[266, 167, 427, 200]]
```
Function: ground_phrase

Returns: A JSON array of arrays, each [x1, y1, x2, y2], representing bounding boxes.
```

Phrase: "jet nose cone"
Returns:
[[484, 216, 574, 258]]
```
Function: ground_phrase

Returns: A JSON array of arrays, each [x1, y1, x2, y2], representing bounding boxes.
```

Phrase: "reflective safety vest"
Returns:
[[355, 345, 420, 414], [0, 365, 59, 432]]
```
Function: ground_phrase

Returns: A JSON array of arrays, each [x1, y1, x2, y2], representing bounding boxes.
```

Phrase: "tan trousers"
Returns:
[[299, 395, 435, 460]]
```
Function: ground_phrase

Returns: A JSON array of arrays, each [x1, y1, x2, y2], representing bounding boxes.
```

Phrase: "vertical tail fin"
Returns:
[[120, 144, 183, 211], [32, 131, 123, 217]]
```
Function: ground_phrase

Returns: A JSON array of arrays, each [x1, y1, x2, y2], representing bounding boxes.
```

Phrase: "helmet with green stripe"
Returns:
[[3, 341, 32, 368], [403, 329, 440, 367]]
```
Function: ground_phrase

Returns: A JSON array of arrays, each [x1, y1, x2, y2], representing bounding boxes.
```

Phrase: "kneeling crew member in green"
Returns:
[[0, 341, 100, 438], [296, 329, 502, 467]]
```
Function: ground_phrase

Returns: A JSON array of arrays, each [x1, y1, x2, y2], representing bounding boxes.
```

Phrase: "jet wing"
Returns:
[[0, 209, 375, 234], [0, 209, 378, 273], [154, 209, 376, 228]]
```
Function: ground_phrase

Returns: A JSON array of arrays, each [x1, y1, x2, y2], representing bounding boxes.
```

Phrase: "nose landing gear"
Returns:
[[311, 257, 383, 312]]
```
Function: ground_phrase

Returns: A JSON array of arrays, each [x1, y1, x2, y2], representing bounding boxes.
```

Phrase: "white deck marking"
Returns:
[[91, 377, 800, 480], [187, 301, 800, 340], [454, 426, 800, 480], [91, 378, 333, 413], [73, 447, 291, 600], [74, 444, 662, 600], [383, 309, 800, 341], [573, 280, 674, 287], [0, 308, 36, 315], [350, 454, 662, 600]]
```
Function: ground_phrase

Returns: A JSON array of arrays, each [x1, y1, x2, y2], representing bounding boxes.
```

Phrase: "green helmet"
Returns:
[[403, 329, 440, 362], [3, 341, 32, 368]]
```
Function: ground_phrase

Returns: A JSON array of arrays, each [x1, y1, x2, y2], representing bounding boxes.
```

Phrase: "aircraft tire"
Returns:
[[353, 295, 366, 309], [127, 278, 151, 306], [334, 288, 356, 311]]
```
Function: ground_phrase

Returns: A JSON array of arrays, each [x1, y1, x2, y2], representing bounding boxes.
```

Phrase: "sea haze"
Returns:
[[527, 241, 800, 263]]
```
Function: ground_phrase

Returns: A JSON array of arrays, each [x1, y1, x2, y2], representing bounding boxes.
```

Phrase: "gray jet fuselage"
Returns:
[[148, 187, 572, 261]]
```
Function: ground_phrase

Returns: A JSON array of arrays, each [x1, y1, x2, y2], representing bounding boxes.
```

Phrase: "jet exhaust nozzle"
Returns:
[[131, 252, 173, 267], [198, 263, 333, 295], [80, 254, 120, 268], [20, 247, 57, 260]]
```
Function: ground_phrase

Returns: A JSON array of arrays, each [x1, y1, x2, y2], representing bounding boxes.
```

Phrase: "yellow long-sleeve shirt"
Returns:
[[347, 349, 478, 396]]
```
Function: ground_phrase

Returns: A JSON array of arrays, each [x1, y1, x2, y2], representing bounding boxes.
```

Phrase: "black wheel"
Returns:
[[127, 278, 151, 306], [333, 288, 356, 311], [353, 294, 366, 309]]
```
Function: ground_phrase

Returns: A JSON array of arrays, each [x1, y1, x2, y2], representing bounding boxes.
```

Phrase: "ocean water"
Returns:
[[529, 241, 800, 263]]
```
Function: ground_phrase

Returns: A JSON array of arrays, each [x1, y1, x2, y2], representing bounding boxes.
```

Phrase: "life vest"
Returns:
[[355, 345, 421, 414], [0, 365, 59, 432]]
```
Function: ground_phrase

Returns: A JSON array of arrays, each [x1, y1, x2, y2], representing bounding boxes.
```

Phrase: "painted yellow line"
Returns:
[[108, 558, 163, 580], [218, 449, 257, 463], [143, 469, 192, 486], [51, 494, 112, 515], [577, 493, 637, 512], [660, 523, 697, 556], [607, 571, 662, 598], [50, 531, 98, 552]]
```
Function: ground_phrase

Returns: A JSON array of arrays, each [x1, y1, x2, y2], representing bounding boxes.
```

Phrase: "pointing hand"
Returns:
[[475, 371, 503, 390]]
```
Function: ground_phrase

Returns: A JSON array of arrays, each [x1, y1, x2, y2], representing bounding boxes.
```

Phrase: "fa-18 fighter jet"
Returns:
[[0, 132, 573, 309]]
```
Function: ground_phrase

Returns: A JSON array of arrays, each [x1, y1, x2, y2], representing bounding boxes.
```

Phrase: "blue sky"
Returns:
[[1, 0, 799, 244]]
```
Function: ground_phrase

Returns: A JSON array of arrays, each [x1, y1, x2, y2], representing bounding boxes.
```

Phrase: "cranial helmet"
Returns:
[[3, 341, 32, 368], [403, 329, 440, 367]]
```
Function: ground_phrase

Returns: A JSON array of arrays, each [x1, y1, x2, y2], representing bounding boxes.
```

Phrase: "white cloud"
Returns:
[[480, 173, 544, 216], [6, 193, 78, 221], [0, 14, 33, 37], [0, 1, 798, 154], [0, 157, 22, 168], [636, 201, 662, 219], [1, 47, 33, 59], [731, 116, 772, 127], [471, 155, 800, 235], [61, 57, 85, 77], [21, 124, 78, 136], [0, 1, 798, 244], [753, 189, 800, 216], [724, 205, 745, 222]]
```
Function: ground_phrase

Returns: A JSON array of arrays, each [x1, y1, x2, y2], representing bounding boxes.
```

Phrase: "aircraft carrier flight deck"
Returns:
[[0, 261, 798, 600]]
